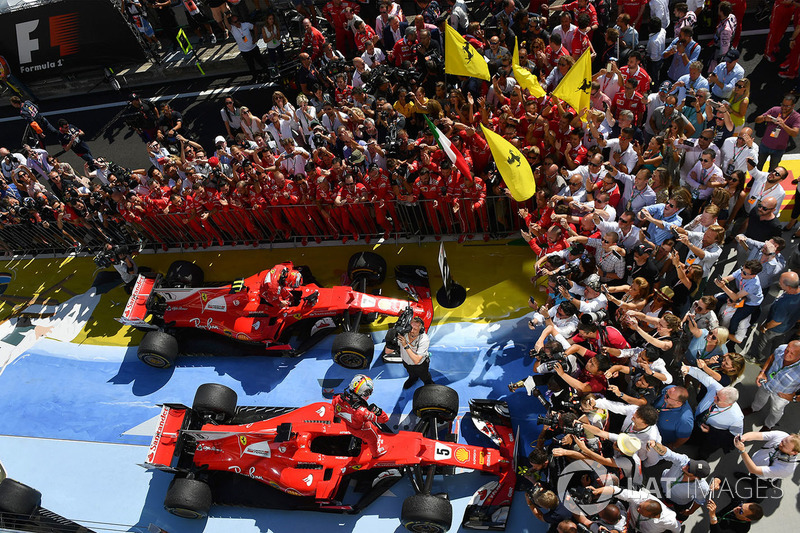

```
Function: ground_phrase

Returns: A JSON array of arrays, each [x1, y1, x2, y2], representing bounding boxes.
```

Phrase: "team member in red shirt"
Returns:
[[335, 174, 375, 242], [612, 78, 646, 124], [323, 0, 359, 56], [300, 18, 327, 62], [392, 27, 418, 66], [363, 164, 400, 239], [522, 223, 569, 257], [461, 176, 490, 242], [411, 167, 450, 239], [619, 51, 652, 95], [617, 0, 647, 28]]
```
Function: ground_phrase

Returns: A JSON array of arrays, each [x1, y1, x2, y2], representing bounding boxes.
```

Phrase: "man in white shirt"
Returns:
[[567, 153, 608, 188], [743, 158, 786, 217], [552, 11, 577, 51], [649, 441, 710, 520], [228, 13, 267, 80], [717, 127, 758, 176], [592, 486, 681, 533], [597, 211, 641, 251], [677, 130, 719, 182], [593, 399, 662, 466], [361, 40, 386, 67]]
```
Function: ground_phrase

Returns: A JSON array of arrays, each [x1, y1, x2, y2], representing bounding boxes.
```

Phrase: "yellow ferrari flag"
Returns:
[[552, 49, 592, 113], [512, 36, 519, 66], [513, 66, 547, 98], [444, 23, 490, 81], [480, 124, 535, 202], [511, 37, 546, 98]]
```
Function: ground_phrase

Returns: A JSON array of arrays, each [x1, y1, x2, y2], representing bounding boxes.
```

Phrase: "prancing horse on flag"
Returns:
[[507, 150, 521, 167]]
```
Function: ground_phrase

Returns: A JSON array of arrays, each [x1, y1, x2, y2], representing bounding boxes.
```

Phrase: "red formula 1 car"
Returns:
[[144, 383, 517, 532], [117, 252, 433, 370]]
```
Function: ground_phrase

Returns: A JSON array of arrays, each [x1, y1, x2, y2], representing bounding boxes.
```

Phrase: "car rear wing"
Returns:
[[461, 399, 517, 531], [394, 265, 434, 330], [141, 404, 191, 472], [116, 273, 160, 329]]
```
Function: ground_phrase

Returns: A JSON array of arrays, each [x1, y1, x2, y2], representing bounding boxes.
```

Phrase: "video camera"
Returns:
[[94, 243, 137, 268], [383, 306, 414, 352], [530, 346, 573, 374]]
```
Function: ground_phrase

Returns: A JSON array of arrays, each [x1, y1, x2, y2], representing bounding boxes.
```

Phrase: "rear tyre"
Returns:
[[347, 252, 387, 286], [332, 331, 374, 369], [192, 383, 237, 422], [138, 330, 179, 368], [165, 260, 204, 288], [164, 477, 212, 519], [413, 385, 459, 422], [401, 493, 452, 533], [0, 478, 41, 516]]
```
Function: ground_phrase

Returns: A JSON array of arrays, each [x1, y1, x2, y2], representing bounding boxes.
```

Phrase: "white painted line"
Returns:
[[0, 81, 272, 124]]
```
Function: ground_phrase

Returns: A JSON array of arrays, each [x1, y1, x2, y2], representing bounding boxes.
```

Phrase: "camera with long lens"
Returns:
[[581, 309, 608, 324], [94, 244, 135, 268], [562, 421, 585, 436], [508, 378, 552, 408], [569, 485, 597, 505], [526, 481, 547, 502], [537, 414, 560, 427], [530, 346, 573, 374]]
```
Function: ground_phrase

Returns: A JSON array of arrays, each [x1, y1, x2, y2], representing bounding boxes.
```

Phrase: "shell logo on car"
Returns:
[[455, 447, 470, 464]]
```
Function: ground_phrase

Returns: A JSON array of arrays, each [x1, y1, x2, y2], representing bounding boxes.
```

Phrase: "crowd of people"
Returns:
[[1, 0, 800, 528]]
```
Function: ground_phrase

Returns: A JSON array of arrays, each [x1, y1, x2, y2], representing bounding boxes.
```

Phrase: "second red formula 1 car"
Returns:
[[144, 383, 517, 532], [117, 252, 433, 370]]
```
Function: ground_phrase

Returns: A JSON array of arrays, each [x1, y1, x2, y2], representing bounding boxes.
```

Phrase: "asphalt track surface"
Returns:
[[1, 27, 800, 533]]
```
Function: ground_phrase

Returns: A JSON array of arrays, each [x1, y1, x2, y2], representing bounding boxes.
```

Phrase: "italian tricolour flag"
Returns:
[[424, 115, 473, 181]]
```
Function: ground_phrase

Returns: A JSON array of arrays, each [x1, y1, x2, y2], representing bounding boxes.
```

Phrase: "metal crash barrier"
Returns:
[[0, 196, 534, 256]]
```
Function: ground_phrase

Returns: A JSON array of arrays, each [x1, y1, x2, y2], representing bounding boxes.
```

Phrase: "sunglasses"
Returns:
[[667, 202, 677, 208], [735, 84, 746, 88], [602, 239, 613, 244], [665, 104, 675, 108], [700, 136, 712, 141], [701, 158, 712, 163]]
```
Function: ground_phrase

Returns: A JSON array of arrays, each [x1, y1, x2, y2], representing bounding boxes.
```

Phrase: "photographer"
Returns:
[[525, 487, 573, 530], [530, 301, 580, 351], [591, 485, 681, 533], [587, 397, 662, 467], [97, 242, 138, 293], [553, 431, 644, 488], [648, 440, 710, 521], [558, 274, 608, 315], [383, 315, 433, 389], [553, 352, 612, 394]]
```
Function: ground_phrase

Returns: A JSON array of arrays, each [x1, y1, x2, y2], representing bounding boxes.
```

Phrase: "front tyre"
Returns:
[[401, 493, 452, 533], [347, 252, 387, 286], [192, 383, 237, 422], [0, 478, 41, 516], [164, 477, 212, 519], [413, 385, 459, 422], [332, 331, 374, 369], [138, 330, 178, 368]]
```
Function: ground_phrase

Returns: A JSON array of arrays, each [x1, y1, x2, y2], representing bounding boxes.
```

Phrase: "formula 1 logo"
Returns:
[[16, 13, 79, 71]]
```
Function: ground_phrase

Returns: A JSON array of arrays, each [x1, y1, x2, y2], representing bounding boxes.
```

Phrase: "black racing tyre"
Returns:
[[347, 252, 387, 286], [138, 330, 179, 369], [413, 385, 459, 422], [0, 478, 41, 516], [332, 331, 374, 370], [165, 260, 204, 288], [164, 477, 212, 519], [401, 493, 452, 533], [192, 383, 237, 422]]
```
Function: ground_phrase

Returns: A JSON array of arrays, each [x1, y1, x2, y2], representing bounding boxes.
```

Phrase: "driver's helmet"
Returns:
[[348, 374, 374, 400], [285, 269, 303, 288]]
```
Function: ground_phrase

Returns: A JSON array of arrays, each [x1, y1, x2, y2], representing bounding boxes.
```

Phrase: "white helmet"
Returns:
[[348, 374, 374, 400]]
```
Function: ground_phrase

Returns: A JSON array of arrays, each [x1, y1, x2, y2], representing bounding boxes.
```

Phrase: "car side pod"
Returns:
[[461, 399, 518, 531]]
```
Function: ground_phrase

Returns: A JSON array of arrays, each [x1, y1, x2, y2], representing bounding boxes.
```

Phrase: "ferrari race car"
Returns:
[[144, 383, 517, 532], [117, 252, 433, 370]]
